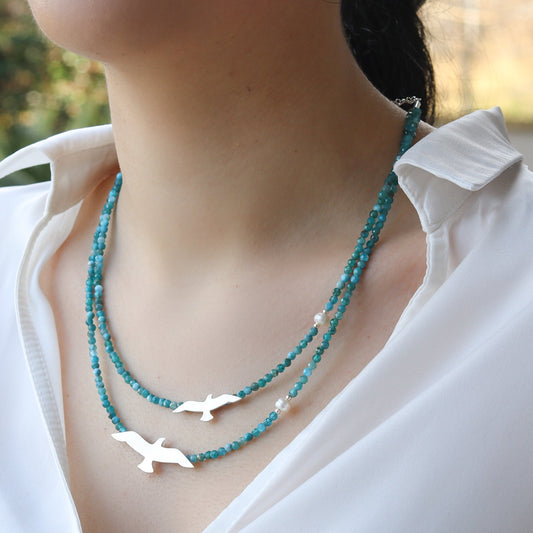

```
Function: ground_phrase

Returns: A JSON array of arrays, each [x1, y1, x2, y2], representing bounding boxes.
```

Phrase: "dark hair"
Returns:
[[341, 0, 436, 123]]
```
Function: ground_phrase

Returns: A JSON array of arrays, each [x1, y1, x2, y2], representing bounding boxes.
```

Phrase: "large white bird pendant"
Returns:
[[173, 393, 241, 421], [112, 431, 194, 472]]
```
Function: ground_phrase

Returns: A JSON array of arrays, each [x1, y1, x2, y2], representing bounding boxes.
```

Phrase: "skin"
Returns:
[[32, 1, 432, 531]]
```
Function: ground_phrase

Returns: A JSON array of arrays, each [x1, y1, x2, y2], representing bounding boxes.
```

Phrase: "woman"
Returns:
[[1, 1, 531, 531]]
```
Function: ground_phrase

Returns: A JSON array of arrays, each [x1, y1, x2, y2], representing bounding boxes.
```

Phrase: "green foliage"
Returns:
[[0, 0, 110, 186]]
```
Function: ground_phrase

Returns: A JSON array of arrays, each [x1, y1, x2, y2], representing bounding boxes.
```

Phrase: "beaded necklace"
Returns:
[[86, 99, 422, 472]]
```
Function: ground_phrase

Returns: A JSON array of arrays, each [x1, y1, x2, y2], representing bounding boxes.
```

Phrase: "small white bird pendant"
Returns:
[[112, 431, 194, 472], [173, 393, 241, 421]]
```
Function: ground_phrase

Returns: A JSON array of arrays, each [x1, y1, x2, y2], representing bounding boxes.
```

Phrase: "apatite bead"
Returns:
[[257, 423, 266, 433], [232, 441, 240, 450], [252, 428, 260, 438], [270, 411, 278, 421], [244, 386, 252, 395], [251, 382, 259, 391], [218, 447, 227, 456]]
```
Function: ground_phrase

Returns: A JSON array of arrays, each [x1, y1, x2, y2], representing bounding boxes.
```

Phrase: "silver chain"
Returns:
[[394, 96, 422, 108]]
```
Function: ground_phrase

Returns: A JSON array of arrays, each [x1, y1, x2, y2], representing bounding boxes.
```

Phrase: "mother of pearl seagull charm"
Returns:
[[112, 431, 194, 472], [173, 393, 241, 421]]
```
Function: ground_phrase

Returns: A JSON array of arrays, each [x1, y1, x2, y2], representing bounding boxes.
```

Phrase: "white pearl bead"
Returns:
[[275, 398, 290, 412], [314, 311, 327, 326]]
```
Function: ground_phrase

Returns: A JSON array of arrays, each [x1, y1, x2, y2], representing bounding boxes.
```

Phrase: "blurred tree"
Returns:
[[0, 0, 110, 186]]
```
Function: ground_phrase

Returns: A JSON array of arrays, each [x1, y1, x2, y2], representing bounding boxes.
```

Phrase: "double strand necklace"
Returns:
[[86, 99, 422, 472]]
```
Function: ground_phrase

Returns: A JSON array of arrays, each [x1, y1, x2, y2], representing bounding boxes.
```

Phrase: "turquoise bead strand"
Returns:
[[86, 103, 422, 460]]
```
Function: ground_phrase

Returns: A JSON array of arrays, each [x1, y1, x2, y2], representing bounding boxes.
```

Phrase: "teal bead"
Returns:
[[251, 382, 259, 391], [244, 432, 253, 442], [258, 378, 266, 388], [231, 441, 240, 451], [257, 423, 266, 433], [252, 428, 261, 438]]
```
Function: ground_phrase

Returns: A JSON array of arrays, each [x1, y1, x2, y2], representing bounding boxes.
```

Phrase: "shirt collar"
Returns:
[[0, 124, 117, 215], [394, 107, 523, 232], [0, 108, 522, 229]]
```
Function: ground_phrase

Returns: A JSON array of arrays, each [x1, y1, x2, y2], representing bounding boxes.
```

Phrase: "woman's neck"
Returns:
[[102, 3, 410, 280]]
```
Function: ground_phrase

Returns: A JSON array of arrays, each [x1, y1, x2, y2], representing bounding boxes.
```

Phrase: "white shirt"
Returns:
[[1, 108, 532, 532]]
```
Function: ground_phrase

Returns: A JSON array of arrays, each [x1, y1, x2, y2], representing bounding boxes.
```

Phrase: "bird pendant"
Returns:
[[112, 431, 194, 473], [173, 393, 241, 421]]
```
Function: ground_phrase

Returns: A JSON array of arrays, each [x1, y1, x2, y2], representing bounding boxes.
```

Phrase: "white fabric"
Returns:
[[1, 108, 532, 532]]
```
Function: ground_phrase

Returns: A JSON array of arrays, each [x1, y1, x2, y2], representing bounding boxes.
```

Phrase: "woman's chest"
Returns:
[[40, 217, 427, 532]]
